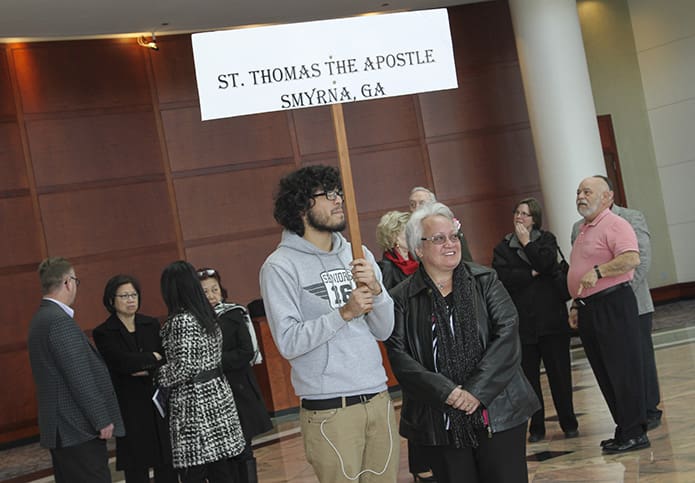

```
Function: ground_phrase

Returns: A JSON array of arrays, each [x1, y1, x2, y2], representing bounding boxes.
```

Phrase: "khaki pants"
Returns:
[[300, 391, 399, 482]]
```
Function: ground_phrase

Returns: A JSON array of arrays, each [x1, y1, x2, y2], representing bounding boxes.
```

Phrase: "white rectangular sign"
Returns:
[[191, 9, 457, 120]]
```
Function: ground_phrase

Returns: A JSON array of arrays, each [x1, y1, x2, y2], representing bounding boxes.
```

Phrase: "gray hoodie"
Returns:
[[259, 230, 394, 399]]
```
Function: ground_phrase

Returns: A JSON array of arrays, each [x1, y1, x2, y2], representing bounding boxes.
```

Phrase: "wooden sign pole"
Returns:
[[330, 103, 364, 260]]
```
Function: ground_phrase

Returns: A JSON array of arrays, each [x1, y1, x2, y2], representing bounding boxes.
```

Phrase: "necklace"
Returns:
[[436, 279, 450, 290]]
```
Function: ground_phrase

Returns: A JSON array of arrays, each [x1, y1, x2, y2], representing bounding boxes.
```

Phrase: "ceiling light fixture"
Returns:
[[137, 33, 159, 50]]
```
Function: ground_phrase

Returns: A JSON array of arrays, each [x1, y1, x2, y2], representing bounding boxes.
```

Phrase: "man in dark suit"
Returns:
[[28, 257, 124, 483]]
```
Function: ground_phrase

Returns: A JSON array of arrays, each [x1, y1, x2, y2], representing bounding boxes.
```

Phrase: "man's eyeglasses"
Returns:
[[197, 269, 216, 277], [312, 190, 344, 201], [66, 275, 80, 287], [421, 233, 462, 245], [115, 293, 139, 300]]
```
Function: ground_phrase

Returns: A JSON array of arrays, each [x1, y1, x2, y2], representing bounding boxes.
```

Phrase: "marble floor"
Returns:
[[2, 300, 694, 483]]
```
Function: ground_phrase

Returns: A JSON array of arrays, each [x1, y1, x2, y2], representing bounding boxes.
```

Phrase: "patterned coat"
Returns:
[[157, 311, 244, 468]]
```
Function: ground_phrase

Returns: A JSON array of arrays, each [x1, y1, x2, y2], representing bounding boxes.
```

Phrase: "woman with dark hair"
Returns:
[[157, 261, 245, 482], [385, 202, 539, 483], [92, 274, 177, 483], [197, 267, 272, 483], [492, 198, 578, 443]]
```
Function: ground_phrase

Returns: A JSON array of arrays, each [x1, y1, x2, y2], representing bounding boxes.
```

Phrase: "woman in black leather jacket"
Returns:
[[492, 198, 578, 443], [385, 202, 539, 483]]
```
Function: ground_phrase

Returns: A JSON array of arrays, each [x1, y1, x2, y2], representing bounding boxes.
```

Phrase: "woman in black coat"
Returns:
[[492, 198, 578, 442], [198, 267, 272, 483], [92, 274, 177, 483]]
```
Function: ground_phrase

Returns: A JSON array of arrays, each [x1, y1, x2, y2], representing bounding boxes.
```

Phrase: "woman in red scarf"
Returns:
[[376, 211, 434, 482], [377, 211, 419, 290]]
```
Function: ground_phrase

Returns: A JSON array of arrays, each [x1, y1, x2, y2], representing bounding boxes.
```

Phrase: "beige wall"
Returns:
[[577, 0, 678, 287], [627, 0, 695, 284]]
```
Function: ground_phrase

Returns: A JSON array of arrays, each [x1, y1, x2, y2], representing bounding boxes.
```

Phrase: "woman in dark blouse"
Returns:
[[92, 274, 177, 483], [198, 267, 272, 483]]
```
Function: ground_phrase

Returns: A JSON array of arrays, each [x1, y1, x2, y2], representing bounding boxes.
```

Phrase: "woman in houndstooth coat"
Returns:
[[158, 261, 245, 482]]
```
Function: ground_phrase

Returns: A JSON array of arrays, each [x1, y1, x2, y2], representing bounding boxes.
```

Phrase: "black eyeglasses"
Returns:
[[66, 275, 80, 287], [421, 233, 462, 245], [197, 269, 216, 277], [312, 190, 344, 201], [115, 293, 139, 300]]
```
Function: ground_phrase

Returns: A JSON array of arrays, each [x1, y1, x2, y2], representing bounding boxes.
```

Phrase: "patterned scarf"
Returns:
[[421, 263, 484, 448], [383, 249, 419, 276]]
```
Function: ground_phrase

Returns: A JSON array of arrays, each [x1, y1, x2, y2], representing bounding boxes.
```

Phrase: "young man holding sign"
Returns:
[[260, 165, 399, 482]]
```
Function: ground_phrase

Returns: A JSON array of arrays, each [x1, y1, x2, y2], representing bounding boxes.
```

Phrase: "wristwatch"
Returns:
[[593, 265, 603, 279]]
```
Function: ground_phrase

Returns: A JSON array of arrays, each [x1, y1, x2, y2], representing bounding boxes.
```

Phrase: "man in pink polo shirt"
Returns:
[[568, 176, 649, 454]]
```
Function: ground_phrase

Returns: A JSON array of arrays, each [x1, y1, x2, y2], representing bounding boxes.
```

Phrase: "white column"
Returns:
[[508, 0, 605, 251]]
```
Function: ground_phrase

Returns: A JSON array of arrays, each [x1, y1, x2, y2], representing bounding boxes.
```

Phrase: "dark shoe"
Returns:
[[528, 433, 545, 443], [647, 415, 662, 431], [413, 472, 437, 482], [564, 429, 580, 439], [602, 434, 650, 454], [600, 438, 615, 448]]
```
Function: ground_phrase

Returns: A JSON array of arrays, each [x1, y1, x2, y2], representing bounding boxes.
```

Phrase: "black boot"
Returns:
[[238, 457, 258, 483]]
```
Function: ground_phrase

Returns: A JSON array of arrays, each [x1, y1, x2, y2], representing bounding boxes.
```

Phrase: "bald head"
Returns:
[[576, 176, 613, 221]]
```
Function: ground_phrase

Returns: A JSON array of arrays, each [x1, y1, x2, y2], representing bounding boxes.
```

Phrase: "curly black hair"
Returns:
[[273, 165, 342, 236]]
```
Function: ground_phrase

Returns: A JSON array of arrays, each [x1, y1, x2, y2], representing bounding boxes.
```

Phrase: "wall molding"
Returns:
[[652, 282, 695, 305]]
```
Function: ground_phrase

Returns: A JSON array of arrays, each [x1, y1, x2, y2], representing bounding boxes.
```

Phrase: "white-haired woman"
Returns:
[[384, 202, 539, 483]]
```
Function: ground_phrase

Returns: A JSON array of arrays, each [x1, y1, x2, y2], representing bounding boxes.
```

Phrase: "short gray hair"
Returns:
[[409, 186, 436, 202], [406, 202, 455, 261]]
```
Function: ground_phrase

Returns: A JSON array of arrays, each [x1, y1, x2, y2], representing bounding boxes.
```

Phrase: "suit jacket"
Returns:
[[92, 313, 172, 470], [571, 205, 654, 314], [27, 299, 124, 449]]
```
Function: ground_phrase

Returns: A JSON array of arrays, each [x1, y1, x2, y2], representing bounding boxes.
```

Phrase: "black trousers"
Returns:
[[50, 437, 110, 483], [639, 312, 662, 418], [179, 459, 235, 483], [578, 285, 647, 440], [407, 440, 431, 474], [421, 422, 528, 483], [521, 334, 578, 435]]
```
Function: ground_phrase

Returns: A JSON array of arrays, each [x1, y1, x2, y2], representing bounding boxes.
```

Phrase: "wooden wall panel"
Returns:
[[149, 36, 198, 105], [0, 197, 43, 267], [39, 182, 175, 258], [418, 64, 529, 138], [12, 40, 151, 114], [350, 146, 427, 213], [174, 164, 294, 241], [428, 128, 539, 203], [27, 111, 163, 187], [0, 122, 28, 192], [343, 96, 420, 148], [0, 349, 37, 436], [0, 271, 41, 345], [447, 0, 518, 70], [0, 49, 15, 117], [72, 248, 179, 331], [293, 106, 334, 155], [162, 108, 294, 172], [186, 233, 282, 306]]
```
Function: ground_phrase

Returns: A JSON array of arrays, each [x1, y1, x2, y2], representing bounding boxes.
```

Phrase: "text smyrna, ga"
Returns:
[[216, 49, 436, 108]]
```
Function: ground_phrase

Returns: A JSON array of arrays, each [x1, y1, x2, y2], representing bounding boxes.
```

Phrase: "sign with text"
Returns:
[[192, 9, 457, 120]]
